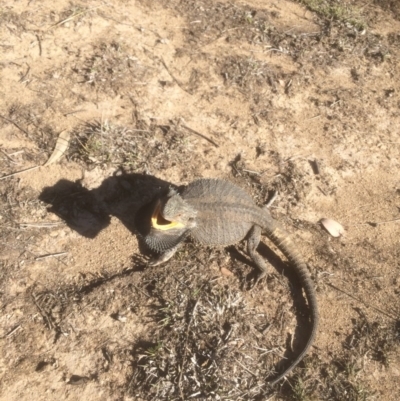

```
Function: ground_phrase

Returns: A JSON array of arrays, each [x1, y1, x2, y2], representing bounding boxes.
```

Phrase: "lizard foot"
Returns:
[[148, 246, 180, 266]]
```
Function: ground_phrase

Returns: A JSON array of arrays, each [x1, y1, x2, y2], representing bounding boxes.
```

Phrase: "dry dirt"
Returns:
[[1, 0, 400, 400]]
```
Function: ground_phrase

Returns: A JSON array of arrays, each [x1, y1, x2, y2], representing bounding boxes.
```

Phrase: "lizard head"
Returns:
[[151, 188, 197, 231]]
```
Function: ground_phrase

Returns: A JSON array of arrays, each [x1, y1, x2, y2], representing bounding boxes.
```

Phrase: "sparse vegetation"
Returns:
[[1, 0, 400, 400], [74, 41, 151, 95], [298, 0, 367, 30], [130, 264, 278, 399], [68, 120, 200, 172]]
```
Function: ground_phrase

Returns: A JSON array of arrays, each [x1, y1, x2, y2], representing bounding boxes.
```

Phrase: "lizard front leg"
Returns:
[[149, 244, 181, 266]]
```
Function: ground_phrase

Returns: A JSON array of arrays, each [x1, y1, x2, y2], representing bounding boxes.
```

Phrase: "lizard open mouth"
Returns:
[[151, 200, 185, 231]]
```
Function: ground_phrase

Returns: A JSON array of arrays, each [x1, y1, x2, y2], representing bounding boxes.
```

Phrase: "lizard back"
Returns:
[[182, 179, 262, 246]]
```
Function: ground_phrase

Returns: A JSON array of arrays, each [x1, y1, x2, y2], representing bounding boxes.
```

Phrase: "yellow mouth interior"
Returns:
[[151, 200, 185, 231]]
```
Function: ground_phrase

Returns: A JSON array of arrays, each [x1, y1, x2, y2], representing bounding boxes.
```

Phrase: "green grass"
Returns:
[[298, 0, 367, 30]]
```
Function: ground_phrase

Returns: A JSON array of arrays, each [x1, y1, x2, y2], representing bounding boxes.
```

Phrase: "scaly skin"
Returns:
[[144, 178, 318, 384]]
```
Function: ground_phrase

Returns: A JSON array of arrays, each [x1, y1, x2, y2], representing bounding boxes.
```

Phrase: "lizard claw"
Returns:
[[148, 246, 180, 266], [148, 258, 162, 267]]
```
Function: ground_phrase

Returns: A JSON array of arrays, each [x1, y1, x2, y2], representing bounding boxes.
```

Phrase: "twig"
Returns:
[[19, 64, 31, 83], [367, 217, 400, 226], [36, 34, 42, 56], [35, 252, 68, 261], [8, 150, 24, 156], [0, 166, 39, 180], [130, 283, 151, 298], [19, 222, 62, 228], [242, 169, 260, 175], [63, 109, 86, 116], [251, 345, 277, 354], [6, 325, 22, 337], [31, 293, 54, 330], [231, 162, 241, 176], [159, 57, 191, 94], [265, 191, 278, 208], [48, 5, 103, 29], [0, 114, 30, 136], [181, 124, 219, 148], [350, 217, 400, 227], [0, 149, 19, 164], [327, 282, 399, 321], [234, 358, 258, 377], [265, 48, 288, 54]]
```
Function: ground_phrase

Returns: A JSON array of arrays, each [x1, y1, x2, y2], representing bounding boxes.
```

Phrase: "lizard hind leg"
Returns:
[[247, 225, 270, 278]]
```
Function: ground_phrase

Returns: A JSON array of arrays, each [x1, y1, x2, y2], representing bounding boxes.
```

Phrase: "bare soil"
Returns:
[[1, 1, 399, 400]]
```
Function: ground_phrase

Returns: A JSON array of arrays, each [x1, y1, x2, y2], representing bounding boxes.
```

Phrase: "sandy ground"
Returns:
[[1, 0, 399, 400]]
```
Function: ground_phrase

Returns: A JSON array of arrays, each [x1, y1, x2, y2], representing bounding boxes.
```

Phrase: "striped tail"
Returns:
[[263, 219, 318, 384]]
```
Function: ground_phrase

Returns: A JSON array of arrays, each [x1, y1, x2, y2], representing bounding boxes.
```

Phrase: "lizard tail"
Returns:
[[263, 221, 319, 385]]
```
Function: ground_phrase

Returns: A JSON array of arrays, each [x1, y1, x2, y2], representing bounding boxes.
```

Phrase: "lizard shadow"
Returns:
[[38, 171, 175, 257]]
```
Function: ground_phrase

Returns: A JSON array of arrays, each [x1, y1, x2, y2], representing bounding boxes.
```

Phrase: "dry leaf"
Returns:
[[320, 218, 345, 237], [44, 131, 70, 166], [220, 267, 233, 277]]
